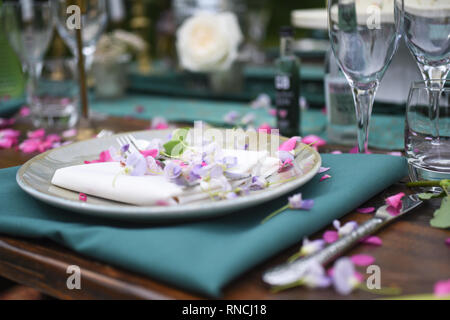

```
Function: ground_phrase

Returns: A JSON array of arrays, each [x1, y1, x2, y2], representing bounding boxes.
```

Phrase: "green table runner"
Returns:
[[0, 154, 407, 297], [91, 94, 405, 150]]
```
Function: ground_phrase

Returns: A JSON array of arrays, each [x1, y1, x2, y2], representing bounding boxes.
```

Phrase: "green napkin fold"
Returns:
[[0, 154, 406, 297]]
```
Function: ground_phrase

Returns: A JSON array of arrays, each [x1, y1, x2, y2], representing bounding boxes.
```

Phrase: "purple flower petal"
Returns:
[[318, 167, 330, 173], [446, 238, 450, 247]]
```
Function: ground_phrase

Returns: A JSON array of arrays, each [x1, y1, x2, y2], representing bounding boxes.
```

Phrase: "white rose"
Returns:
[[176, 12, 243, 72]]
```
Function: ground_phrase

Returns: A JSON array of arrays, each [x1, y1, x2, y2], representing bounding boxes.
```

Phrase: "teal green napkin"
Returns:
[[0, 154, 406, 297]]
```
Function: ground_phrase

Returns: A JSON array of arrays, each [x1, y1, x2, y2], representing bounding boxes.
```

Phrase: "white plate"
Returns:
[[16, 129, 321, 222]]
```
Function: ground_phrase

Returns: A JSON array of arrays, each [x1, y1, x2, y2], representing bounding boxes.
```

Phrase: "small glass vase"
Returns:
[[92, 54, 130, 99]]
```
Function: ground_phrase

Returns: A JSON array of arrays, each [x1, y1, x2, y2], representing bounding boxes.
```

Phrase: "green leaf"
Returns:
[[163, 140, 184, 157], [418, 192, 446, 200], [430, 197, 450, 229]]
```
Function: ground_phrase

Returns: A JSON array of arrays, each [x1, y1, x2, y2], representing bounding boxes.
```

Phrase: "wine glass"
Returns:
[[1, 0, 54, 105], [328, 0, 402, 153], [398, 0, 450, 140], [53, 0, 107, 71]]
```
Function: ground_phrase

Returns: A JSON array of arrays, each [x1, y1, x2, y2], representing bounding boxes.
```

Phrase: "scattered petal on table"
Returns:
[[446, 238, 450, 247], [318, 167, 330, 173], [357, 207, 375, 214], [323, 230, 339, 244], [434, 279, 450, 297], [79, 193, 87, 202], [387, 151, 402, 156], [331, 150, 342, 154], [320, 174, 331, 182], [62, 128, 78, 138], [350, 254, 375, 266], [27, 128, 45, 139], [301, 135, 326, 150], [360, 236, 383, 246]]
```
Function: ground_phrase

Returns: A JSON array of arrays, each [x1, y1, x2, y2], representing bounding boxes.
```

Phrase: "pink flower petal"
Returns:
[[85, 150, 112, 164], [318, 167, 330, 173], [257, 123, 273, 133], [0, 117, 15, 128], [357, 207, 375, 214], [135, 105, 145, 113], [385, 192, 405, 216], [268, 108, 277, 116], [62, 129, 77, 138], [19, 138, 41, 153], [360, 236, 383, 246], [434, 279, 450, 297], [350, 254, 375, 266], [320, 174, 331, 182], [0, 138, 16, 149], [140, 149, 158, 158], [301, 135, 326, 150], [446, 238, 450, 247], [323, 230, 339, 244], [79, 193, 87, 202], [27, 128, 45, 139], [46, 134, 61, 143], [321, 107, 327, 115], [279, 110, 288, 118], [349, 145, 372, 154], [19, 106, 30, 117], [387, 151, 402, 156], [331, 150, 342, 154], [354, 271, 364, 283], [278, 136, 299, 152]]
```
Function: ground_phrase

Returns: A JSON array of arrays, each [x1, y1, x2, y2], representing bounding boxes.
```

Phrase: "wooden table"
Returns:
[[0, 115, 449, 300]]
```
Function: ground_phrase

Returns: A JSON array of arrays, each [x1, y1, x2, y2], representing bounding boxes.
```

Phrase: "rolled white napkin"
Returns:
[[51, 149, 280, 206]]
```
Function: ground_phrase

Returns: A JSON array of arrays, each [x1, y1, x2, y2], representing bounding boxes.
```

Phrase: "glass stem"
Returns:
[[351, 86, 377, 153]]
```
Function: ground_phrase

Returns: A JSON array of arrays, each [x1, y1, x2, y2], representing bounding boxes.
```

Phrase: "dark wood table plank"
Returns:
[[0, 115, 449, 299]]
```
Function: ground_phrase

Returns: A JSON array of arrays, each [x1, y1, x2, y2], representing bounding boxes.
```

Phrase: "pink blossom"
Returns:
[[360, 236, 383, 246], [27, 128, 45, 139], [350, 254, 375, 266], [0, 129, 19, 148], [19, 138, 41, 153], [434, 279, 450, 297], [84, 150, 113, 164], [46, 134, 61, 144], [151, 117, 169, 130], [257, 123, 273, 133], [323, 230, 339, 244], [135, 105, 145, 113], [278, 110, 288, 118], [349, 145, 372, 154], [0, 128, 20, 139], [0, 117, 15, 128], [268, 108, 277, 116], [79, 193, 87, 202], [62, 128, 77, 138], [140, 149, 158, 158], [301, 135, 326, 150], [278, 136, 299, 152], [357, 207, 375, 214], [19, 106, 30, 117], [320, 174, 331, 182], [385, 192, 405, 216]]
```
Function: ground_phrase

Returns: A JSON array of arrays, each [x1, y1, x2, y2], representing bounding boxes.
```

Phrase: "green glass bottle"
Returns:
[[274, 26, 301, 137]]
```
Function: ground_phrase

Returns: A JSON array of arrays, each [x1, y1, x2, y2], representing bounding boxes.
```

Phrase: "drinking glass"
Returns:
[[398, 0, 450, 141], [53, 0, 107, 71], [32, 58, 79, 129], [1, 0, 54, 105], [328, 0, 402, 152], [405, 80, 450, 181]]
